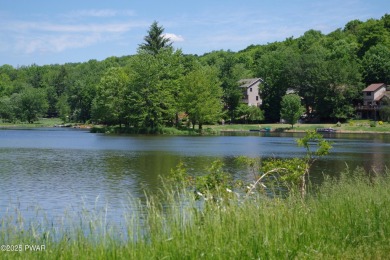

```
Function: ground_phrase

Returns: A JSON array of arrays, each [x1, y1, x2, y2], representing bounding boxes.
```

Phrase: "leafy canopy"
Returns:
[[180, 65, 223, 130], [280, 94, 305, 128]]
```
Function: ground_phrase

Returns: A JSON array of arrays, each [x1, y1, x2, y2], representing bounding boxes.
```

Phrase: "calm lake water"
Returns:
[[1, 128, 390, 224]]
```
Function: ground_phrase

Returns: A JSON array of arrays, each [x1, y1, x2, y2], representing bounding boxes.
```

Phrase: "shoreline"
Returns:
[[1, 126, 390, 135], [1, 120, 390, 135], [220, 129, 390, 135]]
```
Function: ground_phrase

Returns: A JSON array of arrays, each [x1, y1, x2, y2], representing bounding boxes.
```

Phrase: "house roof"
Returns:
[[363, 83, 386, 92], [238, 78, 263, 89], [375, 91, 390, 101]]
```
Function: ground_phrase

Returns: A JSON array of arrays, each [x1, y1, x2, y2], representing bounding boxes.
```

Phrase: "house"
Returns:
[[356, 83, 389, 119], [238, 78, 263, 107], [362, 83, 387, 106]]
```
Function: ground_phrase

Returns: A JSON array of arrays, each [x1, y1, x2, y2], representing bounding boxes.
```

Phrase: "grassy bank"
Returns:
[[0, 118, 94, 129], [1, 168, 390, 259], [0, 118, 63, 128], [208, 119, 390, 134], [2, 118, 389, 135], [90, 125, 219, 135]]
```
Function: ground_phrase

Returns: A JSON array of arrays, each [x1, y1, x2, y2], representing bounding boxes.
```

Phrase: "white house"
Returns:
[[238, 78, 263, 107]]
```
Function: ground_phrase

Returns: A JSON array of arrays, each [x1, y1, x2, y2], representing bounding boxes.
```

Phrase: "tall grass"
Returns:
[[1, 168, 390, 259]]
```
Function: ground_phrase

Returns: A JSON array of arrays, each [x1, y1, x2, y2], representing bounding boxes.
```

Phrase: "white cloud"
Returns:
[[16, 33, 103, 54], [64, 9, 135, 18], [10, 21, 142, 34], [2, 18, 147, 54], [0, 7, 148, 55], [163, 33, 184, 42]]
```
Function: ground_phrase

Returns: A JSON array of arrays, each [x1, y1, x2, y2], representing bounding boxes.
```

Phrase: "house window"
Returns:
[[250, 88, 252, 92], [366, 92, 371, 96], [256, 96, 259, 101]]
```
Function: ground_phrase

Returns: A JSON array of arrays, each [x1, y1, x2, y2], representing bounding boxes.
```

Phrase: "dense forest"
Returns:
[[0, 15, 389, 131]]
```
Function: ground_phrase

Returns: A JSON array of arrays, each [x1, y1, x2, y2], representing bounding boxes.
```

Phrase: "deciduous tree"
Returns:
[[181, 65, 223, 130], [13, 87, 48, 123], [92, 67, 130, 127], [362, 44, 390, 84], [280, 94, 305, 128], [127, 49, 184, 131]]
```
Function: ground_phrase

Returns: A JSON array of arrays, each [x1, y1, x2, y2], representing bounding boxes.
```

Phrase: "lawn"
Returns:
[[0, 118, 63, 128], [207, 120, 390, 133], [2, 118, 390, 134]]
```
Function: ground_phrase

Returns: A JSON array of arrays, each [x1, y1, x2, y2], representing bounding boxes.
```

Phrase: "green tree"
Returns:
[[235, 104, 264, 124], [0, 73, 14, 96], [138, 21, 172, 55], [256, 45, 299, 122], [127, 49, 184, 131], [362, 44, 390, 84], [0, 96, 15, 122], [180, 65, 223, 130], [13, 87, 48, 123], [297, 29, 324, 51], [379, 97, 390, 122], [295, 44, 330, 116], [356, 18, 390, 57], [280, 94, 305, 128], [66, 60, 106, 122], [68, 80, 96, 123], [201, 50, 252, 122], [56, 94, 71, 123], [43, 65, 70, 117], [92, 67, 130, 127], [318, 38, 362, 121], [247, 105, 264, 123], [46, 85, 58, 117]]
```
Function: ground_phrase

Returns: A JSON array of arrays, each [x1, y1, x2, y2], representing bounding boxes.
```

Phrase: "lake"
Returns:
[[1, 128, 390, 225]]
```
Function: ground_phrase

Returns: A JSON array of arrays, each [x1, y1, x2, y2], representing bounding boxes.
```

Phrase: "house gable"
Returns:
[[238, 78, 263, 107]]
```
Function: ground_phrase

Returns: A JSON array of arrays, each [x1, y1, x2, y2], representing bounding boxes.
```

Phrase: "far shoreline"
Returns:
[[1, 119, 390, 135]]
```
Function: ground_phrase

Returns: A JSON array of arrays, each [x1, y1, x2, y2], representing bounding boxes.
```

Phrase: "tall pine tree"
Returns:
[[138, 21, 172, 55]]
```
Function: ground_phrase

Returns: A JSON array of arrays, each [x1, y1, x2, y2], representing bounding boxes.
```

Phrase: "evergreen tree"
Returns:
[[138, 21, 172, 55]]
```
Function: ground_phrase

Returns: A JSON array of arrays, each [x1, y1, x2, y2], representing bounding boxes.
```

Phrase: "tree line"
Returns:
[[0, 15, 389, 130]]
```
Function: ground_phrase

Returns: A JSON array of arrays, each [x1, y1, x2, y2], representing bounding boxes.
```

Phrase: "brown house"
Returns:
[[238, 78, 263, 107], [356, 83, 389, 119]]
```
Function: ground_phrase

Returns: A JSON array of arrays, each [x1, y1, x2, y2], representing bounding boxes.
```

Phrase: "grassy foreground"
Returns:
[[1, 168, 390, 259]]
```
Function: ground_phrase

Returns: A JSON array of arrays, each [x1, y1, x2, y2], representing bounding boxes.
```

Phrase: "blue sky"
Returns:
[[0, 0, 388, 67]]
